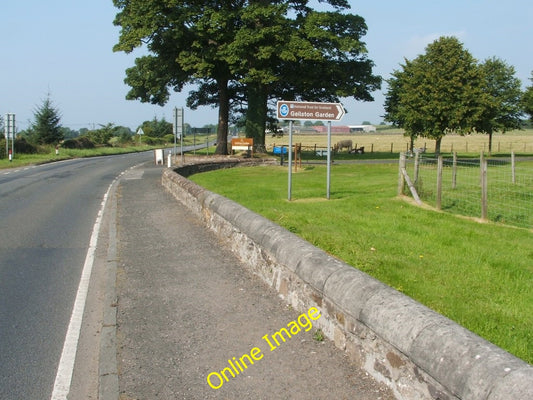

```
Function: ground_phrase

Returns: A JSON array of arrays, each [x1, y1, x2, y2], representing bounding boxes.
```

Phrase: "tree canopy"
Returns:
[[113, 0, 380, 154], [384, 37, 524, 154], [477, 57, 522, 153], [384, 37, 486, 154]]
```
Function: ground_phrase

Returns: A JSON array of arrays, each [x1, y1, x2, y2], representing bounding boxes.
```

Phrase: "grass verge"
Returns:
[[0, 144, 170, 169], [189, 163, 533, 364]]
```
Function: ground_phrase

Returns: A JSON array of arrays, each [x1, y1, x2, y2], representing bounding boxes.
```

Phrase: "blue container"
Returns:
[[273, 146, 288, 155]]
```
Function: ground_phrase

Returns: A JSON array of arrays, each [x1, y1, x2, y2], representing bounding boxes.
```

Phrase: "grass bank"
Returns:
[[189, 163, 533, 364], [0, 143, 181, 169]]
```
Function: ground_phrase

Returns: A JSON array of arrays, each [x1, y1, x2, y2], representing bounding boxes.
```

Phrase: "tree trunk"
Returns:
[[435, 137, 442, 155], [245, 83, 267, 151], [488, 131, 493, 155], [215, 78, 229, 155], [409, 134, 415, 153]]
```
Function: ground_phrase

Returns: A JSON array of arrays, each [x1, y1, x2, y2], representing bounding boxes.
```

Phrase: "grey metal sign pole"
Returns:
[[288, 120, 293, 201], [173, 107, 184, 164], [327, 121, 331, 199], [4, 115, 7, 160], [180, 108, 184, 165], [173, 107, 177, 161]]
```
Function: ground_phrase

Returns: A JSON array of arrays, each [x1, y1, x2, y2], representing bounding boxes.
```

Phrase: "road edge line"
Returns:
[[50, 171, 124, 400]]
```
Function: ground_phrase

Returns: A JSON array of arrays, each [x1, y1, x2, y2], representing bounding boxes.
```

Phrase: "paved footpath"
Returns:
[[114, 163, 395, 400]]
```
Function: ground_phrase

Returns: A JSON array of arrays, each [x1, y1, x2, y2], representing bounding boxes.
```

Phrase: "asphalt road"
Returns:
[[0, 153, 153, 400]]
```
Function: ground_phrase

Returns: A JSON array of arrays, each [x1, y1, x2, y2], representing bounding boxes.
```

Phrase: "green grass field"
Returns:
[[0, 144, 161, 169], [189, 162, 533, 364]]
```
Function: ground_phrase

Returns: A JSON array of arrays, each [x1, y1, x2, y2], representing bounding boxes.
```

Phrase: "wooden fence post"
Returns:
[[414, 151, 420, 184], [398, 153, 406, 196], [399, 152, 422, 204]]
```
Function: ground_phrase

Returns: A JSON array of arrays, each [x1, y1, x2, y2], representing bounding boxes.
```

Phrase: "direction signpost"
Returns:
[[4, 113, 15, 161], [276, 101, 345, 121], [276, 101, 345, 200]]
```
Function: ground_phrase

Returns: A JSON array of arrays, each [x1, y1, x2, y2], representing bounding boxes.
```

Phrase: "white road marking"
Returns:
[[50, 162, 145, 400], [50, 181, 114, 399]]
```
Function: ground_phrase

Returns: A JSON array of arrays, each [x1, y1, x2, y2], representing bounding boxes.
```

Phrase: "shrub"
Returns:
[[142, 136, 165, 145], [14, 137, 38, 154], [61, 136, 95, 149], [163, 134, 175, 144], [77, 136, 96, 149], [0, 138, 5, 158]]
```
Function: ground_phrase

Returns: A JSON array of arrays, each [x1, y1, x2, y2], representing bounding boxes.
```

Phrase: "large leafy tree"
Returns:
[[30, 95, 63, 145], [238, 8, 381, 146], [226, 1, 304, 146], [477, 57, 522, 153], [112, 0, 380, 153], [384, 37, 486, 154], [113, 0, 238, 154]]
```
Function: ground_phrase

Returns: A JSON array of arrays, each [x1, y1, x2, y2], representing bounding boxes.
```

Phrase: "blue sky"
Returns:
[[2, 1, 532, 131]]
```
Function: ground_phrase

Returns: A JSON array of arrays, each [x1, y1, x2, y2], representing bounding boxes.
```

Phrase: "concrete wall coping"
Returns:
[[162, 161, 533, 400]]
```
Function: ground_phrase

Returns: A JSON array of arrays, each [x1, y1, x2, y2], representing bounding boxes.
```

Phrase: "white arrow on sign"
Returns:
[[335, 104, 345, 120]]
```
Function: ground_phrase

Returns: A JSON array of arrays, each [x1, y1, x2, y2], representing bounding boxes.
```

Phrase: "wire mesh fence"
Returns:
[[401, 153, 533, 229]]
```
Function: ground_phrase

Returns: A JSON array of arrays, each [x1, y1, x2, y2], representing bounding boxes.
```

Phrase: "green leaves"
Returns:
[[523, 73, 533, 123], [112, 0, 381, 152], [384, 36, 524, 153], [478, 57, 523, 135]]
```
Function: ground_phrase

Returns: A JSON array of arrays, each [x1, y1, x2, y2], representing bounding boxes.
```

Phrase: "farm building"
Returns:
[[312, 125, 351, 133], [348, 125, 377, 133]]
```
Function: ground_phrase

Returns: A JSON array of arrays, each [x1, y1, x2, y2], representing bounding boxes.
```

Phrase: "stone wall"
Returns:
[[161, 161, 533, 400]]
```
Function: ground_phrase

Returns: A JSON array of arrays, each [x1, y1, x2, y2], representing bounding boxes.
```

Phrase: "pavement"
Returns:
[[110, 162, 396, 400]]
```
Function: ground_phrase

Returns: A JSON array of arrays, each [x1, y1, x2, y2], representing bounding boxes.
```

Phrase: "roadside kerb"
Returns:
[[161, 160, 533, 400]]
